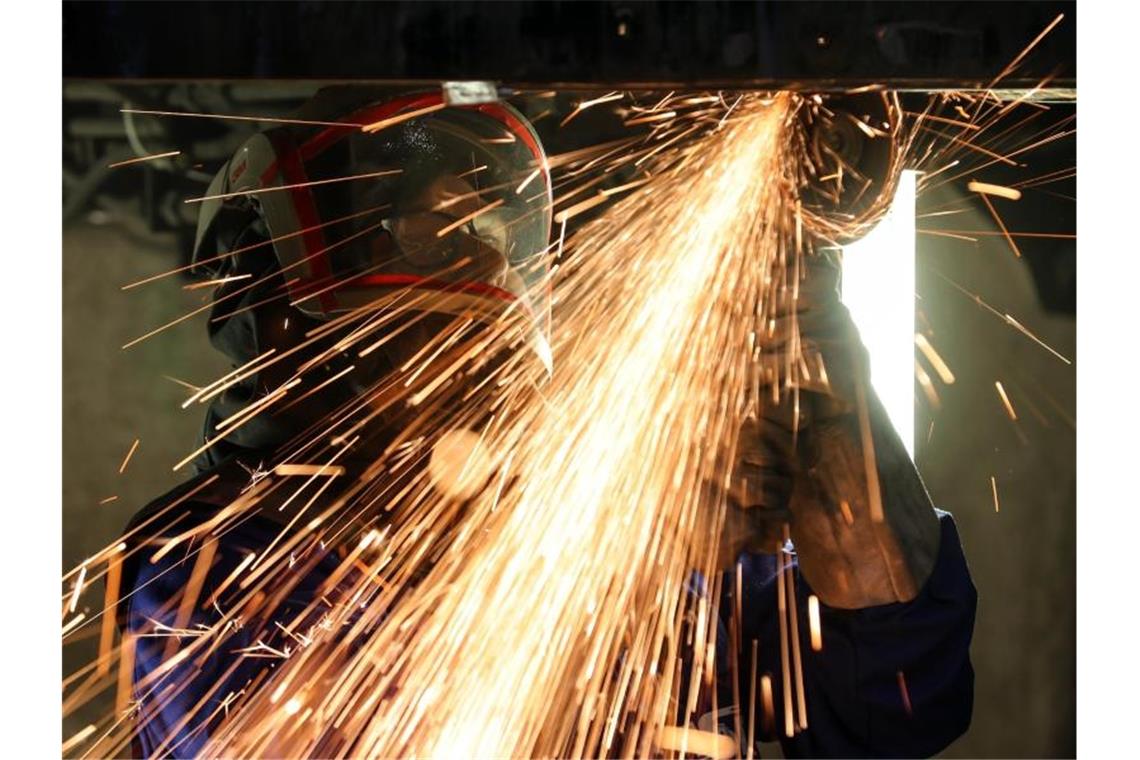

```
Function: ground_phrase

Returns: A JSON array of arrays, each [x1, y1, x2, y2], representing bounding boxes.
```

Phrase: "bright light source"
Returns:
[[840, 170, 917, 458]]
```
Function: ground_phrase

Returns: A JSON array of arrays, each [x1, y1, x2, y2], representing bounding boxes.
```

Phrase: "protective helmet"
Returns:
[[191, 89, 554, 373]]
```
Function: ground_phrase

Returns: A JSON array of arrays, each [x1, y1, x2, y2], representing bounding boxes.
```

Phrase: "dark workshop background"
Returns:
[[62, 3, 1075, 757]]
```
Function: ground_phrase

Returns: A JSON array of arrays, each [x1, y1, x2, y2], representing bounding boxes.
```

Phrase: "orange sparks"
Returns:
[[62, 612, 86, 637], [553, 192, 610, 225], [914, 360, 941, 410], [116, 633, 137, 715], [183, 274, 253, 290], [967, 180, 1022, 201], [559, 91, 624, 128], [991, 476, 1001, 513], [184, 169, 402, 205], [118, 438, 140, 474], [1003, 313, 1072, 364], [434, 199, 505, 238], [897, 671, 913, 716], [515, 167, 542, 195], [807, 595, 823, 652], [839, 500, 855, 526], [68, 564, 87, 614], [98, 556, 123, 677], [62, 724, 97, 755], [914, 334, 955, 384], [760, 674, 775, 733], [274, 464, 347, 477], [978, 193, 1022, 258], [986, 13, 1066, 89], [121, 107, 363, 129], [108, 150, 181, 169], [655, 726, 736, 759], [995, 380, 1019, 421], [99, 495, 119, 505]]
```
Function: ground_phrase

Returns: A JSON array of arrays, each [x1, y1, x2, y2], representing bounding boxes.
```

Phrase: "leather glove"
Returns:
[[721, 249, 941, 609]]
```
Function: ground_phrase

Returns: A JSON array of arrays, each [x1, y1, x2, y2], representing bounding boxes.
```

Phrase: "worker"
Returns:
[[117, 88, 975, 758]]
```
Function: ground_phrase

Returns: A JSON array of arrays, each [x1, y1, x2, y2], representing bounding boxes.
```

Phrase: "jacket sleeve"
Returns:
[[723, 510, 976, 759]]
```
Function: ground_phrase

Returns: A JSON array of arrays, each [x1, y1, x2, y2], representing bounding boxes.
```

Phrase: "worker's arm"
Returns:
[[722, 509, 976, 758], [713, 247, 975, 756]]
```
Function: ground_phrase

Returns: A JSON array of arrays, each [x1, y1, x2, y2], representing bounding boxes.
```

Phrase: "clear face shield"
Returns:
[[300, 105, 553, 376]]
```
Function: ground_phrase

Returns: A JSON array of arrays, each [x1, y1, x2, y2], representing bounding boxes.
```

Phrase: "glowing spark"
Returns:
[[991, 475, 1001, 513], [98, 556, 123, 677], [68, 564, 87, 614], [62, 724, 97, 755], [559, 91, 624, 128], [897, 671, 914, 717], [118, 438, 140, 474], [162, 375, 202, 393], [655, 726, 736, 758], [760, 674, 775, 733], [1002, 313, 1072, 364], [183, 169, 402, 205], [284, 697, 303, 716], [839, 500, 855, 525], [274, 464, 347, 477], [914, 360, 941, 410], [62, 612, 86, 637], [967, 180, 1022, 201], [515, 168, 542, 194], [553, 192, 609, 225], [108, 150, 181, 168], [914, 334, 955, 384], [995, 380, 1019, 421], [121, 108, 362, 129], [434, 199, 505, 238], [98, 495, 118, 505], [986, 13, 1066, 88], [599, 178, 652, 197], [183, 274, 253, 290], [808, 595, 823, 652]]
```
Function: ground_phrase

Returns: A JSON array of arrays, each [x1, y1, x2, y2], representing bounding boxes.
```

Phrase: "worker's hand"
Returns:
[[722, 250, 942, 609]]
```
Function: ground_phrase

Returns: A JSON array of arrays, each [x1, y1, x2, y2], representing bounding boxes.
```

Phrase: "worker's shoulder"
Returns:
[[121, 455, 261, 540]]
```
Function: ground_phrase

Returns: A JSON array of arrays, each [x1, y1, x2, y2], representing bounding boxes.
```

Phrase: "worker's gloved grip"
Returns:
[[791, 388, 941, 608], [724, 248, 942, 609]]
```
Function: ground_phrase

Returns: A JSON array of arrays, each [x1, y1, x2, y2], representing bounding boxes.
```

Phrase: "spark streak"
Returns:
[[118, 438, 140, 474], [995, 380, 1019, 421], [108, 150, 181, 169]]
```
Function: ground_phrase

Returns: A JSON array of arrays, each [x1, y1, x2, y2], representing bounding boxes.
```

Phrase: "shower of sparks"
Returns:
[[118, 438, 140, 474], [194, 94, 802, 759], [62, 14, 1077, 753]]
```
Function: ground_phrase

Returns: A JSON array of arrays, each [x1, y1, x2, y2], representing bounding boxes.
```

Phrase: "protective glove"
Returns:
[[722, 249, 941, 609]]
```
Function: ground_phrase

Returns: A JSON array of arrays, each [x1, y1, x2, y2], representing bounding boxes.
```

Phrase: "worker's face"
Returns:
[[389, 174, 513, 288]]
